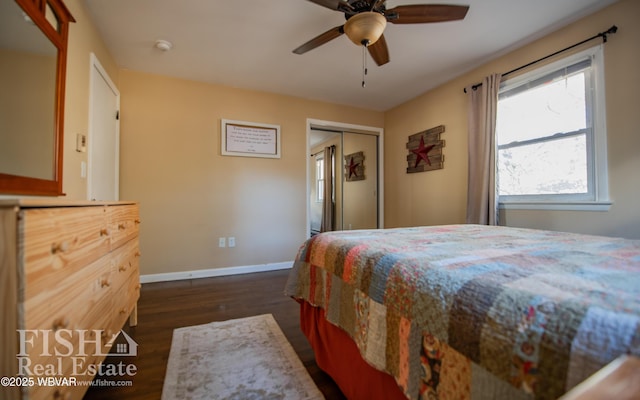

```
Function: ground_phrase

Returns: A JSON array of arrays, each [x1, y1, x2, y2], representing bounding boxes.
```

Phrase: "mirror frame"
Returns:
[[0, 0, 75, 196]]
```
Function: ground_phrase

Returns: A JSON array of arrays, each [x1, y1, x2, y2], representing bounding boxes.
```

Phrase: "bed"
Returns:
[[284, 224, 640, 400]]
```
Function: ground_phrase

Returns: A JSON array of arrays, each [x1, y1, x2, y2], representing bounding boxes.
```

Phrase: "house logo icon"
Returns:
[[105, 330, 138, 357]]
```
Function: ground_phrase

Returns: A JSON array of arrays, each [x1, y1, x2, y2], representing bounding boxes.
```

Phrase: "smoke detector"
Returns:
[[154, 39, 173, 52]]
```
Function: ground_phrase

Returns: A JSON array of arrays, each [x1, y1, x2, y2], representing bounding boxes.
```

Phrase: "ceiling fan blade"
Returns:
[[370, 0, 385, 11], [368, 34, 389, 66], [305, 0, 354, 12], [386, 4, 469, 24], [293, 25, 345, 55]]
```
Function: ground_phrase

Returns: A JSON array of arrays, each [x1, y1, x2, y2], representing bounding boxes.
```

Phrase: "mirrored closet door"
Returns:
[[309, 128, 379, 236]]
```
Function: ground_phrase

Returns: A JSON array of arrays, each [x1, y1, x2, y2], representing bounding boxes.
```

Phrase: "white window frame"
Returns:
[[316, 155, 324, 203], [497, 45, 611, 211]]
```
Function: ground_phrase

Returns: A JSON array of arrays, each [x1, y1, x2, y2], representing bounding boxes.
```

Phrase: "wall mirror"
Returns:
[[0, 0, 74, 196]]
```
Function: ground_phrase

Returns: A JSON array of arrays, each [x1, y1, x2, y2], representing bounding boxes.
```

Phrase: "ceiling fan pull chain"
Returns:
[[362, 45, 367, 88]]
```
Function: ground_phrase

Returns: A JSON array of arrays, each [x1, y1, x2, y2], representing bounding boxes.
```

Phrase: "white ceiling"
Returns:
[[83, 0, 617, 112]]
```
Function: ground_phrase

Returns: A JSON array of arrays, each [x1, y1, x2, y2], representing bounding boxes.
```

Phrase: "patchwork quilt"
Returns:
[[284, 224, 640, 400]]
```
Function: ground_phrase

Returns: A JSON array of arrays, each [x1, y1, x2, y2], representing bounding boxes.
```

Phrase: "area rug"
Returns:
[[161, 314, 324, 400]]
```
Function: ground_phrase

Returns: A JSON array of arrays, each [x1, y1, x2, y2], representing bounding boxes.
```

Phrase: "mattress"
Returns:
[[285, 224, 640, 399]]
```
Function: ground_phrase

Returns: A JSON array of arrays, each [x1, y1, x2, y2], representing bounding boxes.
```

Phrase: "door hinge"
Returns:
[[116, 110, 120, 120]]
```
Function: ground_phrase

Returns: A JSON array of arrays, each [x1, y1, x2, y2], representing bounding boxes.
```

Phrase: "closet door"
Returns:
[[342, 132, 377, 230]]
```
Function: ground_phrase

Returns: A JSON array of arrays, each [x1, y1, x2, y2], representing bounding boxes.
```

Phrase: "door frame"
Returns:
[[87, 53, 120, 200], [306, 118, 384, 238]]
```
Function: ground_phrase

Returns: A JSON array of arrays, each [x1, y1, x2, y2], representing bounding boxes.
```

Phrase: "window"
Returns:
[[316, 156, 324, 202], [496, 45, 610, 210]]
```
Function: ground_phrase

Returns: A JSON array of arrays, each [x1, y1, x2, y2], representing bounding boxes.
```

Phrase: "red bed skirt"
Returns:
[[299, 301, 407, 400]]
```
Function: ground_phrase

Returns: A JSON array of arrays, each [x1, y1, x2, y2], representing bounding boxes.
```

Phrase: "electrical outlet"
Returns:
[[218, 237, 226, 248], [228, 237, 235, 248]]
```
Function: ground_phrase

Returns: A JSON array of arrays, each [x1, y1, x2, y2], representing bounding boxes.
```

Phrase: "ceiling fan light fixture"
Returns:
[[344, 12, 387, 46]]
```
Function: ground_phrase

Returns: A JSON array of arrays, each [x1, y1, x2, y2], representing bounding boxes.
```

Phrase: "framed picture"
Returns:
[[221, 119, 281, 158]]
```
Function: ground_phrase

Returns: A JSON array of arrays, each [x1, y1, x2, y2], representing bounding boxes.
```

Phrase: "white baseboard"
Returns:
[[140, 261, 293, 284]]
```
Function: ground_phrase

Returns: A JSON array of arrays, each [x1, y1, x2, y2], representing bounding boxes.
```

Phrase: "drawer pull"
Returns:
[[135, 251, 141, 258], [101, 330, 112, 339], [136, 284, 142, 290], [53, 389, 71, 400], [120, 308, 128, 314], [118, 223, 126, 230], [119, 265, 127, 272], [100, 278, 111, 288], [51, 241, 69, 254], [100, 228, 109, 236], [52, 318, 69, 331], [135, 218, 141, 224]]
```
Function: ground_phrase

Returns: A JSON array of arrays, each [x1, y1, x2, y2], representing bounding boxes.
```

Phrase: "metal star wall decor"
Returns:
[[406, 125, 445, 173], [345, 151, 365, 181]]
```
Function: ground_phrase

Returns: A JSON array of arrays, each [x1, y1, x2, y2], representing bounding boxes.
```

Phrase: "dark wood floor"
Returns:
[[83, 269, 346, 399]]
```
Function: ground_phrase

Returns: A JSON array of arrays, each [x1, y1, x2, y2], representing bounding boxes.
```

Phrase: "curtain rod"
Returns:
[[310, 144, 336, 157], [463, 25, 617, 93]]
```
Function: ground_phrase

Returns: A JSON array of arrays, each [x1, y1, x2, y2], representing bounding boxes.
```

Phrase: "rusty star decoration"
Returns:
[[348, 156, 360, 178], [412, 136, 435, 168]]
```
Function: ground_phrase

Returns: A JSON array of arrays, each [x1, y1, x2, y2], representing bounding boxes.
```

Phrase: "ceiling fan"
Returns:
[[293, 1, 470, 67]]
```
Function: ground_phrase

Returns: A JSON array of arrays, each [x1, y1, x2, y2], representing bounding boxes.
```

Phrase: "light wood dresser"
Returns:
[[0, 200, 141, 400]]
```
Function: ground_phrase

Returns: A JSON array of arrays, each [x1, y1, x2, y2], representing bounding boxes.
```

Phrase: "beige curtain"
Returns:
[[465, 73, 502, 225], [320, 146, 335, 232]]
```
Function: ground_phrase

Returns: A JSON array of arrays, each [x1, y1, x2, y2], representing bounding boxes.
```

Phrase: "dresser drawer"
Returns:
[[22, 258, 113, 362], [108, 204, 140, 251], [21, 206, 110, 299], [110, 275, 141, 336], [24, 351, 94, 400], [28, 379, 75, 400], [110, 238, 140, 292]]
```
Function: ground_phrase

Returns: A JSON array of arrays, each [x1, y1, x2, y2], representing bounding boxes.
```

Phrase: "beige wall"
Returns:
[[384, 0, 640, 239], [10, 0, 636, 278], [118, 70, 383, 275], [62, 0, 120, 199]]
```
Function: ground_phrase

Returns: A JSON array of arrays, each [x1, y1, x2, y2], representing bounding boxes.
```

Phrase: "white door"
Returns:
[[88, 53, 120, 201]]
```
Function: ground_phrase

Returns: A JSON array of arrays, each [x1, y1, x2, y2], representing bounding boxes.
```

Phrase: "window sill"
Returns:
[[499, 201, 612, 211]]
